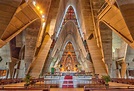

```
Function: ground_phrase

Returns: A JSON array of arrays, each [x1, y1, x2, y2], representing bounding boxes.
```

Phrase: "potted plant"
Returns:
[[24, 74, 32, 87], [101, 75, 111, 89]]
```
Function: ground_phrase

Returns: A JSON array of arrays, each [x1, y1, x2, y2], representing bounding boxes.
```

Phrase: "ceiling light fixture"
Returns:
[[37, 6, 40, 10], [33, 1, 36, 6], [42, 15, 45, 18], [42, 19, 45, 22], [42, 22, 46, 27], [40, 10, 43, 14]]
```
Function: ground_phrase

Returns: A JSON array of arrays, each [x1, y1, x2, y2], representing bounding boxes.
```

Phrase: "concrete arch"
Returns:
[[62, 39, 78, 52], [50, 11, 88, 71], [60, 34, 80, 57], [55, 4, 84, 38], [52, 34, 80, 66], [51, 21, 79, 58], [52, 34, 88, 71], [51, 20, 87, 59], [60, 20, 79, 37], [51, 19, 88, 69]]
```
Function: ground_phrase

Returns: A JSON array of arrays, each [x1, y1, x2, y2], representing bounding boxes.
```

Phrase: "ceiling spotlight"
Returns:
[[42, 22, 46, 27], [37, 6, 40, 10], [33, 1, 36, 6], [42, 19, 45, 22], [42, 15, 45, 18], [40, 10, 43, 14]]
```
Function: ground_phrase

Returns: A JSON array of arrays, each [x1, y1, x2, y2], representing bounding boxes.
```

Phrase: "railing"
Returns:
[[44, 75, 92, 87], [98, 2, 108, 14], [97, 0, 116, 17]]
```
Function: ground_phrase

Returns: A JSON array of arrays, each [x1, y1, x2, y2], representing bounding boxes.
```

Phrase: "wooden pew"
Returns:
[[84, 88, 134, 91], [0, 88, 49, 91], [0, 85, 50, 91], [0, 78, 23, 85], [92, 78, 134, 85], [84, 85, 134, 91], [78, 83, 104, 88], [111, 78, 134, 85]]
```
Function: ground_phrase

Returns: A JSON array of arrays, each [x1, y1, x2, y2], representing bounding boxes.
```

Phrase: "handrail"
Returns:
[[98, 2, 108, 14]]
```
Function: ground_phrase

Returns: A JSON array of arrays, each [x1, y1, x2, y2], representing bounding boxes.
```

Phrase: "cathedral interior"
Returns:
[[0, 0, 134, 85]]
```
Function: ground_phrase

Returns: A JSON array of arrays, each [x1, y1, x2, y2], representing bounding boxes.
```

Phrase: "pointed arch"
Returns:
[[56, 5, 84, 39]]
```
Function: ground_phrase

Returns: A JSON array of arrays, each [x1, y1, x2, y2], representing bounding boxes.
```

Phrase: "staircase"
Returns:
[[87, 39, 107, 75], [98, 3, 133, 46], [62, 75, 74, 88], [28, 35, 52, 78]]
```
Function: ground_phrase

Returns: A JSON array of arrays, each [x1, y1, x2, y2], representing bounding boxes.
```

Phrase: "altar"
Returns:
[[61, 71, 77, 76]]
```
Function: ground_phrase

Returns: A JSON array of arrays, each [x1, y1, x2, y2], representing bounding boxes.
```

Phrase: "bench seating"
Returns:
[[0, 88, 49, 91], [84, 88, 134, 91], [0, 85, 50, 91], [78, 83, 104, 88], [84, 85, 134, 91], [92, 78, 134, 85], [0, 78, 23, 85], [111, 78, 134, 85]]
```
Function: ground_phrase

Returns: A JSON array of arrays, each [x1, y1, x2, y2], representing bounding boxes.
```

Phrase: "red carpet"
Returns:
[[62, 75, 73, 88]]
